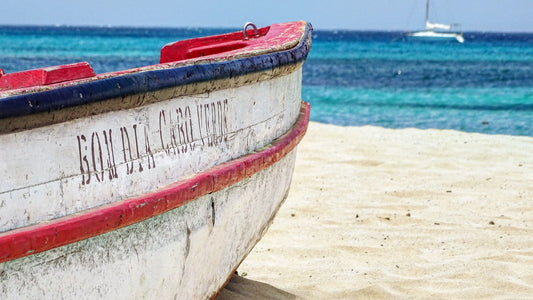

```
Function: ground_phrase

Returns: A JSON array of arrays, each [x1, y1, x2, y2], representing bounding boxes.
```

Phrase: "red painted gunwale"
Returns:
[[0, 101, 310, 264], [0, 21, 306, 93]]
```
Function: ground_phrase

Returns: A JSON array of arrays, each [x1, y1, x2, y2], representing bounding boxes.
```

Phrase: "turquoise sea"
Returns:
[[1, 26, 532, 136]]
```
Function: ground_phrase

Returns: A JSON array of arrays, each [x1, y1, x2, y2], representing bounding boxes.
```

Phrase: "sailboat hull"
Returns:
[[407, 30, 464, 43]]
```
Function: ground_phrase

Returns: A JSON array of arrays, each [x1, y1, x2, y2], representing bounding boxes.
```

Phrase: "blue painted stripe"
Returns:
[[0, 23, 312, 119]]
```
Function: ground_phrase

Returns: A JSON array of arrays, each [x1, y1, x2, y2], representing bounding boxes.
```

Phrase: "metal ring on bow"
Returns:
[[243, 22, 258, 39]]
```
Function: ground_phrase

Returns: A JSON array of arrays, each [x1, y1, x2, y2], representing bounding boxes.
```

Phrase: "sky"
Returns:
[[0, 0, 532, 32]]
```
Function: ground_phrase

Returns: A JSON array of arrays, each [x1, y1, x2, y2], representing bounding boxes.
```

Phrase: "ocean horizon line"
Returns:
[[1, 23, 533, 36]]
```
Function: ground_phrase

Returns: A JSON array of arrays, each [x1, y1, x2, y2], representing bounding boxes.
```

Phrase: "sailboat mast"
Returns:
[[425, 0, 430, 26]]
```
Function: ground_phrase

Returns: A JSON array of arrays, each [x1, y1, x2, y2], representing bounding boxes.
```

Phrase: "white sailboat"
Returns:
[[408, 0, 464, 43]]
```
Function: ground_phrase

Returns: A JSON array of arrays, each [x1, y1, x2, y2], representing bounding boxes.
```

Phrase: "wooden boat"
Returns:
[[0, 21, 312, 299]]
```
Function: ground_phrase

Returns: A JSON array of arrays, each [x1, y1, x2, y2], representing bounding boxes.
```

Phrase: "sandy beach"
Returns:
[[218, 121, 533, 299]]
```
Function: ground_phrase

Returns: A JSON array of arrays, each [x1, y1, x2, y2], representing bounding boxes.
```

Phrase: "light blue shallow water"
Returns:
[[1, 26, 532, 136], [303, 31, 533, 136]]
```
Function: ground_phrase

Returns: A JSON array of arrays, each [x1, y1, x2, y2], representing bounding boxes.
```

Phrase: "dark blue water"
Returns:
[[1, 26, 532, 136]]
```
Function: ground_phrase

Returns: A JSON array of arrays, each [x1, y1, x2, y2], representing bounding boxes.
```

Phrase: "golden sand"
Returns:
[[218, 122, 533, 299]]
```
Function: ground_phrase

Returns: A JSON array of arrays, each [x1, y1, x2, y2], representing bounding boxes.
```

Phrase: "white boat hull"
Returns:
[[408, 30, 464, 43], [0, 70, 302, 233], [0, 148, 297, 299]]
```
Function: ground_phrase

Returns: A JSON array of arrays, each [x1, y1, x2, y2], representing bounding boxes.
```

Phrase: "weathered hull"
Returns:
[[0, 108, 307, 298], [0, 21, 312, 299], [0, 70, 303, 232]]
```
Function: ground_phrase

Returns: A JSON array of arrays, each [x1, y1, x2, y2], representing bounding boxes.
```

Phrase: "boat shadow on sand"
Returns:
[[217, 274, 301, 300]]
